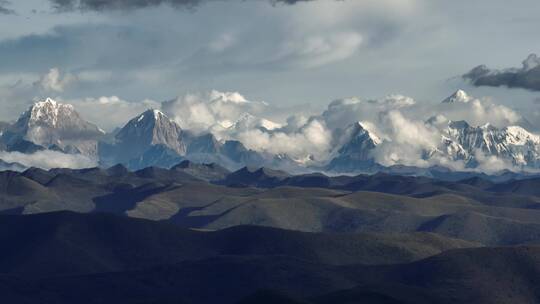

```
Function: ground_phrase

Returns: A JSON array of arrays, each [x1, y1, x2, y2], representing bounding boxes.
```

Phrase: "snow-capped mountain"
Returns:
[[441, 89, 472, 103], [107, 109, 186, 163], [327, 122, 382, 171], [436, 121, 540, 168], [2, 98, 104, 156], [2, 91, 540, 175], [101, 109, 268, 170], [326, 96, 540, 173]]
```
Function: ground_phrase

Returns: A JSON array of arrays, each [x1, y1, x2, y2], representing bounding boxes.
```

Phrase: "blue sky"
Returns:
[[0, 0, 539, 124]]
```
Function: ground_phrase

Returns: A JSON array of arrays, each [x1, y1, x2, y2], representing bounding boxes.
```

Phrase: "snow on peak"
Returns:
[[356, 122, 382, 145], [153, 109, 166, 120], [504, 125, 540, 145], [8, 97, 104, 155], [345, 121, 382, 145], [43, 97, 57, 106], [135, 109, 169, 124], [442, 90, 472, 103], [29, 98, 76, 127], [115, 108, 186, 157]]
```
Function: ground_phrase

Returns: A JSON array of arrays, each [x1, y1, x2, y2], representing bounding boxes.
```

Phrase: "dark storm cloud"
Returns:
[[0, 0, 15, 15], [49, 0, 319, 11], [463, 54, 540, 92]]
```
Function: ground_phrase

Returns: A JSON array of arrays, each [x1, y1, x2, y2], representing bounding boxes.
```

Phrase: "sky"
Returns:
[[0, 0, 539, 127]]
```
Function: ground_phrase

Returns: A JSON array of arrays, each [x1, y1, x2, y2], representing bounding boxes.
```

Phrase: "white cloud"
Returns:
[[321, 94, 416, 130], [472, 150, 515, 174], [35, 68, 76, 92], [161, 90, 333, 162], [161, 90, 272, 132], [0, 150, 97, 169], [370, 110, 439, 167], [236, 118, 332, 162]]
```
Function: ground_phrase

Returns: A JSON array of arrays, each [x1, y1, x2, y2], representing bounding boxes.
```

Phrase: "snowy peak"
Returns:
[[336, 122, 381, 159], [503, 126, 540, 145], [325, 122, 381, 172], [442, 90, 472, 103], [115, 109, 186, 157], [344, 122, 382, 146], [6, 98, 104, 154], [441, 120, 540, 167], [129, 109, 170, 129], [27, 98, 77, 128]]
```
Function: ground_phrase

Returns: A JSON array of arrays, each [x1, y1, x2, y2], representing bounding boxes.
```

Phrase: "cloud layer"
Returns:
[[464, 54, 540, 92], [157, 88, 534, 172], [0, 150, 97, 169]]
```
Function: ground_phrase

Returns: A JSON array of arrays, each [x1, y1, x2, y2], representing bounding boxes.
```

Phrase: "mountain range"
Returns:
[[2, 91, 540, 176], [2, 161, 540, 246]]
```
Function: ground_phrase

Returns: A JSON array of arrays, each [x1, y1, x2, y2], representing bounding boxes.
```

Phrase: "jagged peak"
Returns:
[[349, 121, 382, 145], [32, 97, 75, 111], [442, 90, 472, 103], [40, 97, 57, 106], [21, 98, 86, 130], [136, 109, 168, 122], [152, 109, 166, 120], [125, 109, 180, 133]]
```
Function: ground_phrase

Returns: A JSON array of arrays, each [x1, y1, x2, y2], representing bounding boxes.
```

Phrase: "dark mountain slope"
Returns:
[[3, 246, 540, 304], [0, 211, 478, 278]]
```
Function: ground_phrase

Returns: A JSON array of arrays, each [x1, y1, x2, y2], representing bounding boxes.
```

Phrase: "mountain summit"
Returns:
[[3, 98, 103, 156], [439, 121, 540, 167], [327, 122, 382, 172], [113, 109, 186, 161], [441, 90, 472, 103]]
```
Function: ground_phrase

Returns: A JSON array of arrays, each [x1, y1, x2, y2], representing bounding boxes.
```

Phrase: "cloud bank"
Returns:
[[158, 88, 533, 172], [0, 150, 97, 170], [463, 53, 540, 92], [161, 91, 332, 161]]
